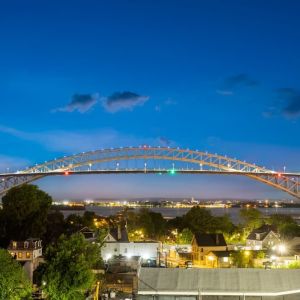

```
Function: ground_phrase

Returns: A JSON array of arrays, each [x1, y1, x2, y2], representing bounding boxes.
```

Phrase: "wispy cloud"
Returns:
[[218, 73, 259, 95], [216, 90, 234, 96], [102, 91, 149, 113], [0, 125, 173, 154], [277, 88, 300, 118], [52, 90, 149, 114], [53, 93, 99, 113], [154, 98, 177, 112], [264, 88, 300, 119]]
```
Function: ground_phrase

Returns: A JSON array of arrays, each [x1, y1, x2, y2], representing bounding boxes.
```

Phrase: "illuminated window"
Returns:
[[18, 252, 22, 259], [12, 241, 17, 249], [26, 252, 30, 259]]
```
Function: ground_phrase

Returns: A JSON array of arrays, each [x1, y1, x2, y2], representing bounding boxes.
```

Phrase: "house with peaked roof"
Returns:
[[246, 224, 280, 250], [78, 226, 97, 242], [102, 226, 160, 263], [104, 226, 129, 242], [8, 238, 43, 282], [191, 233, 228, 266]]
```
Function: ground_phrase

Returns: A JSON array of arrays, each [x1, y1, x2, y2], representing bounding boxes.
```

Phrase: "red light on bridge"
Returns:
[[277, 173, 282, 178], [64, 171, 70, 176]]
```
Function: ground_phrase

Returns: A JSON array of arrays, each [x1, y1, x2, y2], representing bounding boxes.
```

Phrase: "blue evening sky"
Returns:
[[1, 0, 300, 200]]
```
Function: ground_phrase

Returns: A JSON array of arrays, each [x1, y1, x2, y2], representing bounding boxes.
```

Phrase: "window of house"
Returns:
[[124, 248, 128, 253], [12, 241, 17, 249], [201, 248, 203, 252], [26, 252, 30, 259], [18, 252, 22, 259], [114, 248, 117, 252], [24, 241, 29, 248]]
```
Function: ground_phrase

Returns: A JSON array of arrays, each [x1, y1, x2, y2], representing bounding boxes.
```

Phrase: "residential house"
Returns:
[[102, 226, 160, 263], [246, 225, 280, 250], [205, 251, 231, 268], [8, 238, 43, 282], [166, 245, 192, 267], [191, 233, 227, 266], [104, 226, 129, 243], [78, 226, 97, 242]]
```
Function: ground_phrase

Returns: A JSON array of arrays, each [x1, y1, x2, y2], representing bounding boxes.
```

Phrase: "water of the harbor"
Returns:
[[61, 206, 300, 224]]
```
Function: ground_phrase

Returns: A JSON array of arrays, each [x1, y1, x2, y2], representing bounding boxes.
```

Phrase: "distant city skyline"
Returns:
[[1, 1, 300, 199]]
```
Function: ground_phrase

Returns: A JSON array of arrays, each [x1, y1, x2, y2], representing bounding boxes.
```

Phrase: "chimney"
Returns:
[[216, 234, 219, 245], [117, 225, 122, 240]]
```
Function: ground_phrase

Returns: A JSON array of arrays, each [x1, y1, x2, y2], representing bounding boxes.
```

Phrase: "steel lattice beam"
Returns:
[[0, 147, 299, 199]]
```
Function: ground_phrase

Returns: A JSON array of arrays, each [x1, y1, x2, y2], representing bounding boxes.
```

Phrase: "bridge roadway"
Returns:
[[1, 169, 300, 177]]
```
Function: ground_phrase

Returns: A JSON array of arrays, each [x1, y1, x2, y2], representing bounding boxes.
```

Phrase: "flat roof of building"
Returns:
[[137, 268, 300, 296]]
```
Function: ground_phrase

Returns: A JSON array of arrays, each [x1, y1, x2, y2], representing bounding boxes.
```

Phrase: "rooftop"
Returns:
[[8, 238, 42, 250], [138, 268, 300, 296], [193, 233, 227, 247], [247, 224, 278, 241]]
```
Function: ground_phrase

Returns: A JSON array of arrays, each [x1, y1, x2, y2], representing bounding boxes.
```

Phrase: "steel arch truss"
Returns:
[[0, 147, 299, 198]]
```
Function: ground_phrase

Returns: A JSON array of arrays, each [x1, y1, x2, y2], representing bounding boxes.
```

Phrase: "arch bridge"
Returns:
[[0, 146, 299, 199]]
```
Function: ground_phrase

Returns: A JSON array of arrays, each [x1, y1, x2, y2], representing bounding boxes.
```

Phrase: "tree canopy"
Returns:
[[1, 184, 52, 244], [41, 233, 100, 300], [0, 249, 32, 299], [182, 207, 236, 235], [127, 208, 166, 240], [239, 208, 263, 231], [176, 228, 193, 244], [267, 214, 300, 238]]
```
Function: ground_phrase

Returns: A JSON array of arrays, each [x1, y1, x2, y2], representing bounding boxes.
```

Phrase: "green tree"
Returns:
[[213, 215, 236, 235], [268, 214, 295, 227], [287, 261, 300, 269], [166, 216, 185, 232], [280, 223, 300, 238], [82, 211, 97, 229], [1, 184, 52, 244], [176, 228, 193, 244], [148, 211, 166, 239], [0, 249, 32, 299], [239, 208, 263, 231], [230, 250, 253, 268], [41, 233, 100, 300], [42, 210, 66, 246], [183, 207, 215, 233], [127, 209, 166, 240], [267, 214, 300, 238]]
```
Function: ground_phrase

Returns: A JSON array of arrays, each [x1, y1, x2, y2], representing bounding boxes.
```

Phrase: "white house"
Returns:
[[246, 225, 280, 250], [102, 227, 160, 262]]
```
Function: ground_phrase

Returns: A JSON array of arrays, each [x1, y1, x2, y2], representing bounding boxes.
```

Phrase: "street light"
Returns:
[[278, 244, 286, 256]]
